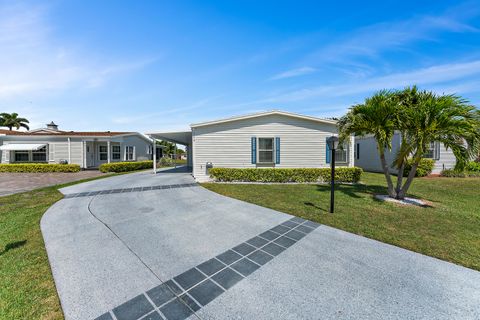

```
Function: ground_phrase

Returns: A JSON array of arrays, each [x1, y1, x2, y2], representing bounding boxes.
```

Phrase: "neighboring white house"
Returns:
[[354, 132, 457, 174], [149, 110, 354, 182], [0, 122, 153, 168]]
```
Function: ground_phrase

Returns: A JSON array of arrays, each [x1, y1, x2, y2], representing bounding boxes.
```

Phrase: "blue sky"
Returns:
[[1, 0, 480, 132]]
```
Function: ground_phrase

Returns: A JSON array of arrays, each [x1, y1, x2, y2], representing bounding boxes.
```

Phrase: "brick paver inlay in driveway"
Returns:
[[95, 217, 320, 320]]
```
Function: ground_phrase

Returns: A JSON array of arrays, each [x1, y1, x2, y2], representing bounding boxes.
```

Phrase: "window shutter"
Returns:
[[356, 143, 360, 159], [275, 137, 280, 164], [326, 138, 330, 163], [251, 137, 256, 164]]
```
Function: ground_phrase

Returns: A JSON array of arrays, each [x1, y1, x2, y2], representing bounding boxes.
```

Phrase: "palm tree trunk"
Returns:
[[398, 156, 420, 199], [395, 160, 406, 199], [378, 146, 396, 198]]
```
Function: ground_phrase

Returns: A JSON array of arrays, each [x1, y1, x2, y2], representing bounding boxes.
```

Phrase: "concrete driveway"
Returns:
[[41, 167, 480, 320]]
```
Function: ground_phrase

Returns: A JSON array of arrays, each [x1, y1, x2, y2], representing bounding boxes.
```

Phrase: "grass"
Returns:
[[203, 172, 480, 271], [0, 174, 117, 320]]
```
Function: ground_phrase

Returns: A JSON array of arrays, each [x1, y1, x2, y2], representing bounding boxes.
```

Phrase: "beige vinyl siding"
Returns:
[[354, 133, 401, 174], [0, 134, 151, 167], [69, 141, 84, 165], [354, 134, 458, 174], [50, 142, 69, 163], [120, 135, 151, 161], [49, 140, 83, 165], [192, 114, 352, 182], [433, 143, 456, 173]]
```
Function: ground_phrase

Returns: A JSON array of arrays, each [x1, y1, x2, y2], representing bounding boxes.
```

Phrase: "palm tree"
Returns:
[[339, 87, 480, 200], [338, 90, 399, 198], [393, 88, 480, 198], [158, 140, 178, 158], [0, 113, 30, 130]]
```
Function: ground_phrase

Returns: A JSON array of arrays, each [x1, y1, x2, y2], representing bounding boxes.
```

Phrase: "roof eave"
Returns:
[[190, 110, 338, 128]]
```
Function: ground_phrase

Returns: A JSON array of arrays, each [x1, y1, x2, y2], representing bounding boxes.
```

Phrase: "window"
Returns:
[[32, 146, 47, 162], [112, 145, 121, 160], [258, 138, 274, 163], [99, 145, 108, 161], [356, 143, 360, 160], [424, 142, 440, 160], [14, 151, 29, 162], [335, 145, 348, 163], [126, 146, 134, 161]]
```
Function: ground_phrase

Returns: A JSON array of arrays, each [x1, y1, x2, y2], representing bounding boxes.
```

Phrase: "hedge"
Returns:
[[209, 167, 363, 183], [466, 161, 480, 172], [403, 158, 435, 177], [0, 163, 80, 173], [441, 169, 480, 178], [99, 161, 153, 173]]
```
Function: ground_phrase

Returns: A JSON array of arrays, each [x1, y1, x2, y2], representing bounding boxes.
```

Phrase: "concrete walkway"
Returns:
[[41, 168, 480, 320]]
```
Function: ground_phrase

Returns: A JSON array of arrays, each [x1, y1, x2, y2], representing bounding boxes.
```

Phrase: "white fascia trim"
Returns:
[[190, 110, 338, 128], [114, 132, 153, 143]]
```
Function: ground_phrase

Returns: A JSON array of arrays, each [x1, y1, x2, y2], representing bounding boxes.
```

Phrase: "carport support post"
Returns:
[[174, 143, 177, 168], [152, 139, 157, 174]]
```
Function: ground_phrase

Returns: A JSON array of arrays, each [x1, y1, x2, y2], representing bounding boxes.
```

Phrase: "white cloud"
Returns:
[[0, 2, 155, 99], [304, 5, 480, 67], [262, 60, 480, 103], [269, 67, 316, 80]]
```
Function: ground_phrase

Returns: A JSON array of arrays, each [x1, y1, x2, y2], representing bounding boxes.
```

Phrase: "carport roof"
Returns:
[[147, 131, 192, 145]]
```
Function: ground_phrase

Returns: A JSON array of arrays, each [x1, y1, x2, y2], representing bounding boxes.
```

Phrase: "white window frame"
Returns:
[[257, 137, 275, 164], [99, 145, 108, 161], [14, 150, 30, 162], [126, 146, 135, 161], [112, 145, 121, 160], [32, 146, 47, 162], [335, 144, 348, 163]]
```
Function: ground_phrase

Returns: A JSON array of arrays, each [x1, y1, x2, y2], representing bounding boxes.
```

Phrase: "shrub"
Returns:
[[209, 167, 363, 183], [441, 169, 480, 178], [159, 157, 174, 167], [465, 161, 480, 172], [99, 161, 153, 173], [403, 158, 435, 177], [0, 163, 80, 173]]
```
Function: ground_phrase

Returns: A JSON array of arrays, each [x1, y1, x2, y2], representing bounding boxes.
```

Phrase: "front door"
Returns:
[[86, 142, 95, 167]]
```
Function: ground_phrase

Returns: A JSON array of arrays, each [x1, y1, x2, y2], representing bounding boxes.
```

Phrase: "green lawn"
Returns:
[[203, 172, 480, 271], [0, 175, 117, 320]]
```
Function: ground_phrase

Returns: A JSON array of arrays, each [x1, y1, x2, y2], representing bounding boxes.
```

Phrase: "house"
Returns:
[[149, 110, 354, 182], [354, 133, 456, 174], [0, 122, 153, 168]]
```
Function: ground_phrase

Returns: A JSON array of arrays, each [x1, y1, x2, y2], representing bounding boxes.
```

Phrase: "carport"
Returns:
[[147, 131, 193, 173]]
